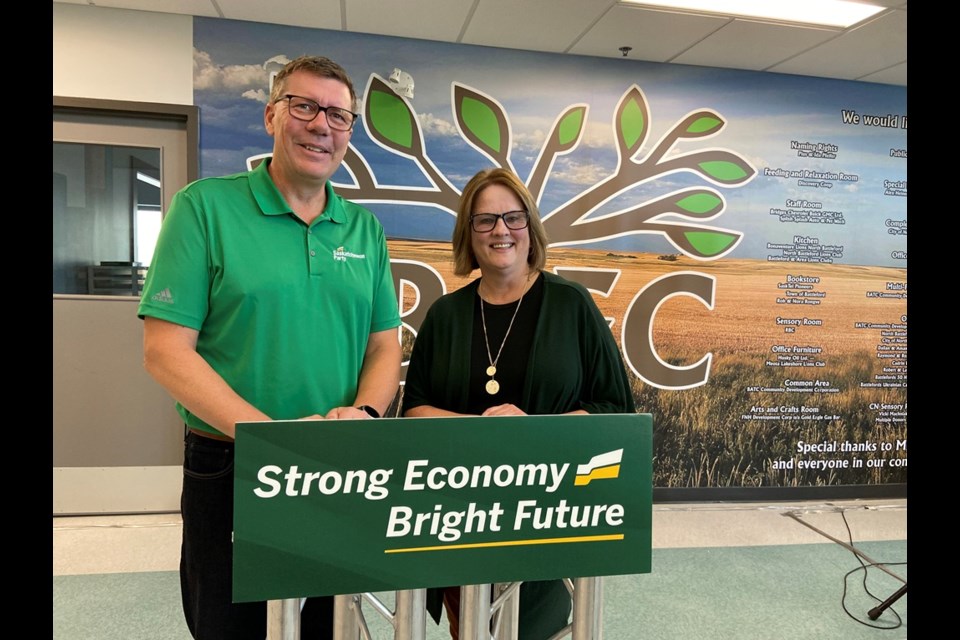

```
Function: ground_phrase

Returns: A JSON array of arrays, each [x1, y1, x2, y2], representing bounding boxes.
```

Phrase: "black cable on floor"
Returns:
[[838, 509, 906, 630]]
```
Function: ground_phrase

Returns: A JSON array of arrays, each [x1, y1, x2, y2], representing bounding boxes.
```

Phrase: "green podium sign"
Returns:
[[233, 414, 652, 602]]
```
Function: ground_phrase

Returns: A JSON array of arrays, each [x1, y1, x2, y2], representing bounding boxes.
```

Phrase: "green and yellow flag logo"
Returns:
[[575, 449, 623, 486]]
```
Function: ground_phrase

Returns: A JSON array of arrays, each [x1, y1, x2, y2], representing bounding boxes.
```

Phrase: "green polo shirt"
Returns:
[[138, 159, 400, 435]]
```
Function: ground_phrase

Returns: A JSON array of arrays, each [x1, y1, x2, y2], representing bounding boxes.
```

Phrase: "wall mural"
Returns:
[[195, 17, 907, 490]]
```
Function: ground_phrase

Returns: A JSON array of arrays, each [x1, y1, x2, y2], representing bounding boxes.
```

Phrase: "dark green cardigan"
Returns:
[[403, 272, 636, 416], [403, 271, 636, 638]]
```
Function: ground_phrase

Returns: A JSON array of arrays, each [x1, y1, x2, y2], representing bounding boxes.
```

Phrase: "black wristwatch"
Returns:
[[356, 405, 381, 419]]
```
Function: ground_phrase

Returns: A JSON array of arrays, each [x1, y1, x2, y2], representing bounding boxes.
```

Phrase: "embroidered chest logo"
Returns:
[[333, 246, 367, 262]]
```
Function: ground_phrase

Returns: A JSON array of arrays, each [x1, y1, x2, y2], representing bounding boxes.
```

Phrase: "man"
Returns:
[[138, 56, 402, 639]]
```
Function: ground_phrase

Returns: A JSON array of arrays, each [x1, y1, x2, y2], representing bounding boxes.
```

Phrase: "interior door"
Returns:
[[53, 98, 198, 514]]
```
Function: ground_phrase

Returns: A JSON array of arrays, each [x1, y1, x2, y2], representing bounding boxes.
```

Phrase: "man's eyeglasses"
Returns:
[[278, 95, 359, 131], [470, 211, 529, 233]]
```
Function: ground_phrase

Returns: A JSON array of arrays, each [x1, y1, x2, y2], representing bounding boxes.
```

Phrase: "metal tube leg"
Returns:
[[333, 594, 360, 640], [394, 589, 427, 640], [266, 598, 301, 640], [493, 583, 520, 640], [460, 584, 493, 640], [571, 577, 603, 640]]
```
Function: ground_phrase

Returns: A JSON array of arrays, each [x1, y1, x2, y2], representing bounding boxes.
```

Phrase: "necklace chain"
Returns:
[[480, 290, 524, 395]]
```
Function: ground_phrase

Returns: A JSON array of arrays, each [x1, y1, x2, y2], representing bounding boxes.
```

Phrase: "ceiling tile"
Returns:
[[461, 0, 613, 53], [217, 0, 342, 29], [859, 62, 907, 86], [52, 1, 906, 87], [345, 0, 475, 42], [769, 9, 907, 81], [82, 0, 220, 18], [673, 19, 838, 72], [569, 5, 729, 61]]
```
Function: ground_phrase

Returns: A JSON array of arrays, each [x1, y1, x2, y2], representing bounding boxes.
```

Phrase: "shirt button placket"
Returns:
[[307, 226, 322, 276]]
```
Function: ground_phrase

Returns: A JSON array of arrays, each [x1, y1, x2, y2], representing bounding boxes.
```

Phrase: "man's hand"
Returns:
[[324, 406, 372, 420]]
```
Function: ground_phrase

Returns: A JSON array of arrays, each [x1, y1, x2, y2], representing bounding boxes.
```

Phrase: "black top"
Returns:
[[467, 272, 545, 413]]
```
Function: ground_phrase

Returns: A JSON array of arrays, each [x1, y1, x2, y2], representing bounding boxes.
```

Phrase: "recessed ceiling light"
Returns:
[[619, 1, 886, 28]]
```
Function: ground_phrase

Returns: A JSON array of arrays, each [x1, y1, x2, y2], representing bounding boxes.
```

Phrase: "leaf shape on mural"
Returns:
[[669, 229, 740, 258], [528, 104, 589, 201], [693, 152, 756, 185], [677, 111, 725, 138], [554, 105, 587, 150], [616, 86, 649, 159], [454, 83, 511, 166], [673, 190, 724, 218], [364, 76, 424, 157]]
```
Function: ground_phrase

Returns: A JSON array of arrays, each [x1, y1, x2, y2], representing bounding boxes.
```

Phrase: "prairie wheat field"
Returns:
[[388, 240, 908, 489]]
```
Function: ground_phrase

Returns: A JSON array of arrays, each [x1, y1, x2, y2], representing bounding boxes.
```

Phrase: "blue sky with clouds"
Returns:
[[194, 17, 906, 267]]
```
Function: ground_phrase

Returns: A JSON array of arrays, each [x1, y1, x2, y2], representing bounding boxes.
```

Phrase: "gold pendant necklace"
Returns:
[[480, 290, 524, 396]]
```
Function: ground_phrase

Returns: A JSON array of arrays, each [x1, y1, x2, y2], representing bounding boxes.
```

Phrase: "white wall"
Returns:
[[53, 3, 194, 105]]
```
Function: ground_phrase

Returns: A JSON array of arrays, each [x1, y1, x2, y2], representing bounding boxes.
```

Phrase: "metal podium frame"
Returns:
[[266, 577, 604, 640]]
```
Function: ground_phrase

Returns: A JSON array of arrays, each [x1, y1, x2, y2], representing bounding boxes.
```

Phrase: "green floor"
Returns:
[[53, 541, 906, 640]]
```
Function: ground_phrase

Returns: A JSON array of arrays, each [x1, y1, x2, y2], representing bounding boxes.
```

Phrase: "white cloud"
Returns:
[[242, 89, 270, 104], [194, 48, 270, 94], [418, 112, 458, 136], [580, 122, 620, 150], [513, 130, 547, 152], [509, 114, 613, 153], [550, 159, 612, 186]]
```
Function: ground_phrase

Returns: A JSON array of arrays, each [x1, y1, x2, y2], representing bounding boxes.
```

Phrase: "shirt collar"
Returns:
[[249, 158, 346, 224]]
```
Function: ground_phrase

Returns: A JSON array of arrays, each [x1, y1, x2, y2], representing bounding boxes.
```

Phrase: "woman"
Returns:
[[402, 168, 636, 639]]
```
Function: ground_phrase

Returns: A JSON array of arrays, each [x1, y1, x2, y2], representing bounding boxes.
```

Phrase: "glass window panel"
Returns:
[[53, 142, 161, 296]]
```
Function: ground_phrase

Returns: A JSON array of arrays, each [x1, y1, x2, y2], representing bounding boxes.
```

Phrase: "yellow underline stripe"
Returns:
[[385, 533, 624, 554]]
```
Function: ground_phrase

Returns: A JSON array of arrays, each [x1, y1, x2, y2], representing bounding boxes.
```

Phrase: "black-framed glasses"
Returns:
[[278, 94, 359, 131], [470, 210, 529, 233]]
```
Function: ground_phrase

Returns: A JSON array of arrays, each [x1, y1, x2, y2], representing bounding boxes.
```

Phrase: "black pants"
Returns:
[[180, 431, 334, 639]]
